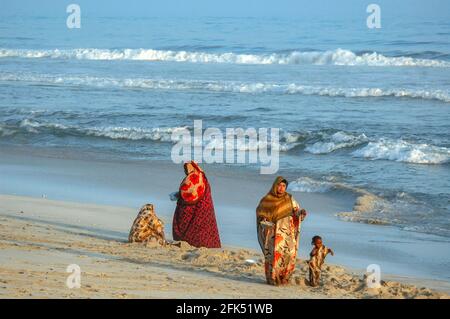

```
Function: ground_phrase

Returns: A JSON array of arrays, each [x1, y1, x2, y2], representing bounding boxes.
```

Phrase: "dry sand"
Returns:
[[0, 194, 448, 299]]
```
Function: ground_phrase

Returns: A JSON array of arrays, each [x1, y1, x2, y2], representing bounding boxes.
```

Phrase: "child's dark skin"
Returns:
[[310, 237, 334, 257]]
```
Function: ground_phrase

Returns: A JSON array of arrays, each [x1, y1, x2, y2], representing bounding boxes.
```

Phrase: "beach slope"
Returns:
[[0, 194, 447, 299]]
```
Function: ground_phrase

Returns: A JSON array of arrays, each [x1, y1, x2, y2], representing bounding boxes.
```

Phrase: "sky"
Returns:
[[1, 0, 450, 20]]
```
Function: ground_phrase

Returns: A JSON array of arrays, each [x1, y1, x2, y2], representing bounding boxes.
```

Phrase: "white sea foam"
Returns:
[[305, 132, 368, 154], [288, 176, 449, 236], [84, 126, 189, 142], [19, 118, 68, 134], [288, 177, 335, 193], [14, 119, 302, 154], [0, 125, 16, 137], [12, 120, 450, 165], [278, 131, 307, 151], [352, 139, 450, 164], [335, 191, 450, 236], [16, 119, 289, 152], [1, 47, 449, 67], [18, 119, 189, 142], [2, 73, 449, 103], [285, 85, 450, 102]]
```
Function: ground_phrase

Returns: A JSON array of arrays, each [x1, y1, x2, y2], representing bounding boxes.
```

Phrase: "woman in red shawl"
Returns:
[[172, 161, 221, 248]]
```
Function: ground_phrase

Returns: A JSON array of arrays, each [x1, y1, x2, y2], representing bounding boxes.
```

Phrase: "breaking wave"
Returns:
[[288, 177, 336, 193], [1, 72, 449, 103], [287, 174, 450, 238], [0, 124, 16, 137], [14, 119, 289, 151], [1, 47, 449, 67], [305, 132, 368, 154], [18, 119, 188, 142], [288, 175, 449, 237], [2, 119, 449, 165], [336, 191, 450, 237], [352, 139, 450, 164]]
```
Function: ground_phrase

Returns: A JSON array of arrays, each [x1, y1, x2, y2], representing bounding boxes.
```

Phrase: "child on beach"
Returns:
[[308, 235, 334, 287]]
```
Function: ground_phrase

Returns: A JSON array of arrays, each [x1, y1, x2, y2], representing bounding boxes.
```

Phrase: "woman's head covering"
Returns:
[[269, 176, 288, 197], [128, 204, 166, 245], [184, 161, 203, 175], [179, 161, 206, 204], [256, 176, 293, 222]]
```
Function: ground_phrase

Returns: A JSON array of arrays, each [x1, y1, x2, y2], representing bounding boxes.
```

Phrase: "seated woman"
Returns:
[[256, 176, 307, 285], [172, 161, 221, 248], [129, 204, 166, 245]]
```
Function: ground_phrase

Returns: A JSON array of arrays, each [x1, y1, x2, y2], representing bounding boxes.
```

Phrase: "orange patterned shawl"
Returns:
[[256, 176, 293, 223]]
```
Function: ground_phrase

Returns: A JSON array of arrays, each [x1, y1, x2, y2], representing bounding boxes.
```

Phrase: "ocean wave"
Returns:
[[1, 47, 449, 67], [86, 126, 190, 142], [10, 120, 450, 165], [1, 118, 312, 152], [285, 85, 450, 103], [289, 174, 450, 237], [285, 172, 450, 237], [278, 131, 308, 151], [336, 191, 449, 237], [0, 125, 16, 137], [352, 139, 450, 164], [14, 119, 292, 151], [0, 117, 294, 152], [305, 132, 368, 154], [337, 193, 393, 225], [287, 175, 368, 194], [2, 72, 449, 103], [288, 177, 336, 193], [18, 119, 189, 142]]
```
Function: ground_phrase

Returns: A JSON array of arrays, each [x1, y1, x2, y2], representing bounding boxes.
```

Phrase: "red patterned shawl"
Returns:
[[172, 162, 221, 248]]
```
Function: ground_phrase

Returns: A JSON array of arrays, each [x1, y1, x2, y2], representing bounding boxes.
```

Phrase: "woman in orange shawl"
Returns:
[[172, 161, 221, 248], [256, 176, 307, 285]]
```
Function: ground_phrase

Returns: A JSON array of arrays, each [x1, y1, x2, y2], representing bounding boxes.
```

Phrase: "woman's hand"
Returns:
[[169, 191, 179, 201], [300, 209, 307, 221]]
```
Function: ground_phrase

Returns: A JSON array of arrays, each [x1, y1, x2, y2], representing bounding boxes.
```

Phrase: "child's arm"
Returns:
[[327, 247, 334, 256], [310, 248, 318, 257]]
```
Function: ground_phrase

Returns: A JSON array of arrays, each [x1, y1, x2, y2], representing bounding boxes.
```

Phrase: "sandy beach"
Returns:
[[0, 147, 449, 299], [0, 194, 448, 299]]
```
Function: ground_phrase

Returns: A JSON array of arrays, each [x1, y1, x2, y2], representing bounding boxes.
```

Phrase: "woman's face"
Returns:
[[184, 163, 195, 175], [277, 182, 287, 195]]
